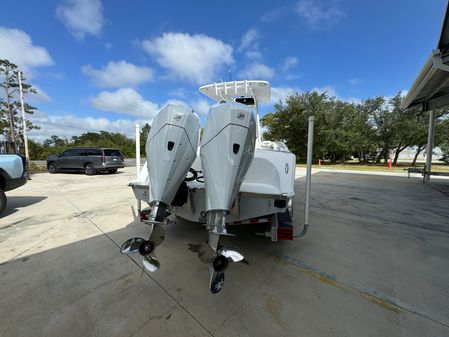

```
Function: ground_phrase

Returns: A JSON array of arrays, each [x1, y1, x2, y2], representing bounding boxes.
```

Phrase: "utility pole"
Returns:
[[4, 67, 16, 153], [135, 123, 141, 176], [135, 123, 141, 213], [18, 71, 29, 162]]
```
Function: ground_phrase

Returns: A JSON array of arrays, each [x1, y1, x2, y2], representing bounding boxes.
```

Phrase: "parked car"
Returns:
[[439, 154, 449, 164], [47, 148, 125, 175], [0, 154, 27, 215]]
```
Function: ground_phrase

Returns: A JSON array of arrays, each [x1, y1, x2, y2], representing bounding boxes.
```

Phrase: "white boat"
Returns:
[[122, 80, 309, 293]]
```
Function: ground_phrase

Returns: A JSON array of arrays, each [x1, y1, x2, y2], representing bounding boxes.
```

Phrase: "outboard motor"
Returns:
[[146, 104, 200, 221], [121, 104, 200, 272], [200, 101, 256, 293]]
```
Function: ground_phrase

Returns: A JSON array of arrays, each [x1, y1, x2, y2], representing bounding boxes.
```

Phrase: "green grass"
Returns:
[[296, 162, 449, 173], [28, 162, 47, 174]]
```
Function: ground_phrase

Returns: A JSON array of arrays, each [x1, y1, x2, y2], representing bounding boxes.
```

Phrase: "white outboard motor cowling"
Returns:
[[200, 101, 256, 233], [146, 104, 200, 222]]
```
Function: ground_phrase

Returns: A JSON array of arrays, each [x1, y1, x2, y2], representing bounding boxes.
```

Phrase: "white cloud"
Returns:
[[191, 99, 210, 116], [56, 0, 103, 40], [27, 84, 52, 103], [245, 50, 263, 60], [167, 90, 210, 116], [28, 110, 148, 143], [238, 28, 263, 60], [281, 56, 299, 72], [90, 88, 159, 118], [82, 60, 154, 88], [241, 63, 275, 80], [349, 78, 362, 85], [238, 28, 259, 52], [0, 27, 53, 75], [270, 84, 362, 105], [169, 87, 189, 99], [28, 99, 203, 143], [345, 97, 362, 105], [268, 83, 365, 106], [163, 99, 190, 108], [311, 85, 338, 97], [270, 86, 300, 104], [141, 32, 233, 84], [384, 90, 409, 104], [285, 74, 301, 80], [296, 0, 344, 29], [312, 85, 363, 103], [261, 7, 287, 22]]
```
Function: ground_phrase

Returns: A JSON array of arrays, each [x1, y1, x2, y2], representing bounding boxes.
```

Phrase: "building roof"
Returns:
[[403, 2, 449, 111]]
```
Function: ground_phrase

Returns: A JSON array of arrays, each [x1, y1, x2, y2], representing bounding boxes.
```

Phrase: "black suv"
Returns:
[[439, 154, 449, 164], [47, 148, 124, 175]]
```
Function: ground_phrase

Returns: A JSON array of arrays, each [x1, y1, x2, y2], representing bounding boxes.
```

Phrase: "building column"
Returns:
[[425, 109, 436, 182]]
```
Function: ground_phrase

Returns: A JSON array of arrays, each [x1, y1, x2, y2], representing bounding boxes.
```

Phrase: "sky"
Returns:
[[0, 0, 447, 142]]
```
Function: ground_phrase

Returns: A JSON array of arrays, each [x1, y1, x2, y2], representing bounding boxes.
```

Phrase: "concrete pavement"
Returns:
[[0, 167, 448, 337]]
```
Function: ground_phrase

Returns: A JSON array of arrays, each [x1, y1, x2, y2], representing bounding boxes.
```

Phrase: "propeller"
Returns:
[[120, 237, 145, 255], [143, 253, 160, 272], [199, 232, 244, 294], [120, 223, 166, 272]]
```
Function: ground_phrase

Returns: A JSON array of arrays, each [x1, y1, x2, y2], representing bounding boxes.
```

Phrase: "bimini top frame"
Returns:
[[199, 80, 271, 104]]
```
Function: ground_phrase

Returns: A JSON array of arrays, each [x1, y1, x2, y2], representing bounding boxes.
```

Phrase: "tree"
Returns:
[[406, 109, 449, 166], [71, 131, 136, 157], [386, 93, 426, 165], [409, 113, 430, 166], [0, 59, 39, 153], [349, 101, 377, 162], [140, 123, 151, 156], [439, 117, 449, 156], [262, 91, 326, 162], [27, 131, 138, 160], [318, 100, 365, 162], [262, 91, 449, 165], [362, 96, 392, 163], [262, 91, 362, 163]]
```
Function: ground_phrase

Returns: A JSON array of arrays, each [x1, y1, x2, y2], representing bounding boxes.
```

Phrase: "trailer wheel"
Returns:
[[0, 189, 7, 216]]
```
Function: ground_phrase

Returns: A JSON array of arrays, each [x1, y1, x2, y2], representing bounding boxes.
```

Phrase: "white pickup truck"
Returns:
[[0, 154, 27, 216]]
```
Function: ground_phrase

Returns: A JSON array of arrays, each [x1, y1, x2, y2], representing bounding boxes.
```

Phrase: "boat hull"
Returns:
[[130, 148, 296, 223]]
